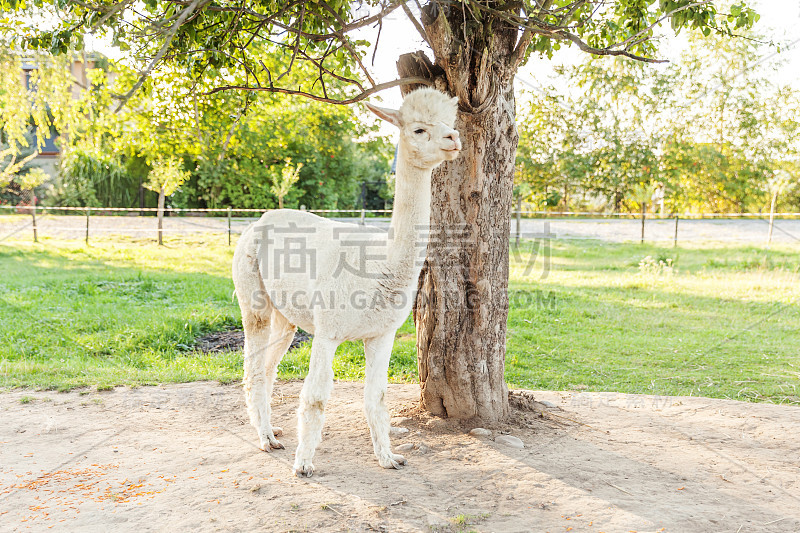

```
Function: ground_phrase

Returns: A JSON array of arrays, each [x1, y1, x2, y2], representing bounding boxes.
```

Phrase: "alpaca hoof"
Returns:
[[293, 460, 314, 478], [259, 434, 284, 452], [379, 453, 407, 470], [258, 427, 284, 451]]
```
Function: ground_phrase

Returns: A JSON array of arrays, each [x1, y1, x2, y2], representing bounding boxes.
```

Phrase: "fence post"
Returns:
[[515, 196, 522, 248], [673, 215, 679, 248], [359, 181, 366, 225], [31, 204, 38, 243], [85, 208, 90, 245], [227, 206, 232, 246]]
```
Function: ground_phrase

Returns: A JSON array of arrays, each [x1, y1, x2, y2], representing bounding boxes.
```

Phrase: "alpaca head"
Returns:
[[366, 87, 461, 169]]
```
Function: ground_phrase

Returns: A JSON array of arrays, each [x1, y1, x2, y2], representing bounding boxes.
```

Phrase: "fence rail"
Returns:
[[3, 205, 800, 217], [1, 204, 799, 245], [0, 205, 393, 214], [511, 210, 800, 218]]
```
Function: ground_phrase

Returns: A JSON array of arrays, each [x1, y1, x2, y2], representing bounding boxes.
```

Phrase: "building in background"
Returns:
[[19, 53, 107, 179]]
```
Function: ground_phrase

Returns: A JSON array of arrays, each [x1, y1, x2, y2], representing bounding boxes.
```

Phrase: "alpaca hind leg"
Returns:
[[364, 332, 406, 469], [293, 337, 339, 477], [256, 310, 296, 450], [242, 312, 279, 451]]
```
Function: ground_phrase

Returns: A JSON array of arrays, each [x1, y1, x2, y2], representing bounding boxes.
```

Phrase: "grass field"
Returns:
[[1, 234, 798, 404]]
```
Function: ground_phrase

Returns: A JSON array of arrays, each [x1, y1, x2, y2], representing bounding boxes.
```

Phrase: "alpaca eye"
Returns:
[[414, 128, 425, 134]]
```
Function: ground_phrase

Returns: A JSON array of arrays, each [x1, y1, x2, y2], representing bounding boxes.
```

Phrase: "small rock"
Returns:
[[538, 400, 558, 409], [417, 442, 431, 454], [389, 426, 409, 436], [428, 418, 450, 431], [494, 435, 525, 449], [396, 443, 414, 453], [469, 427, 492, 437]]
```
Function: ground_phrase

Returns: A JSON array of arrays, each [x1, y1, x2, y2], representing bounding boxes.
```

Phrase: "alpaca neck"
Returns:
[[386, 144, 433, 280]]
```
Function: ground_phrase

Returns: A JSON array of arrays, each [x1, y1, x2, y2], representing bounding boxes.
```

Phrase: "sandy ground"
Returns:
[[2, 382, 799, 532], [2, 214, 800, 244]]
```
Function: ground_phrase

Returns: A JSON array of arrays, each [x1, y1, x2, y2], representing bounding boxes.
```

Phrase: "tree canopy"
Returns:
[[516, 29, 800, 214], [1, 1, 763, 211], [0, 45, 391, 209], [4, 1, 759, 106]]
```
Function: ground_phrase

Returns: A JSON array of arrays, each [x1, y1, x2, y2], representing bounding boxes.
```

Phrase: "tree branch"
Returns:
[[276, 1, 305, 82], [509, 27, 533, 71], [113, 0, 207, 113], [202, 76, 434, 104], [218, 97, 250, 161], [154, 0, 406, 40], [402, 2, 430, 48], [549, 29, 668, 63], [608, 1, 713, 52]]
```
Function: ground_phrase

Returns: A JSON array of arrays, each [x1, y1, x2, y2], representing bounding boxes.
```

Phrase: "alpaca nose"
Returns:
[[445, 131, 461, 150]]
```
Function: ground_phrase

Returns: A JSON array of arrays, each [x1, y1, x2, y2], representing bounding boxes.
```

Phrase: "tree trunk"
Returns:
[[767, 192, 777, 244], [640, 202, 646, 244], [413, 87, 515, 420], [400, 2, 522, 421], [157, 186, 165, 246]]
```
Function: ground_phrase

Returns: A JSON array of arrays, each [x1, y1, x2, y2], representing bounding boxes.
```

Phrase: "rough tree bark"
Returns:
[[401, 2, 523, 421]]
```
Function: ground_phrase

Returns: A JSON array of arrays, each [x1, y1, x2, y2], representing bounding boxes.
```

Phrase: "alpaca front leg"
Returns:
[[364, 332, 407, 470], [293, 337, 338, 477]]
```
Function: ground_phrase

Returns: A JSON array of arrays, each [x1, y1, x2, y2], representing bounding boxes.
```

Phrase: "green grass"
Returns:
[[1, 234, 798, 404], [506, 240, 800, 404]]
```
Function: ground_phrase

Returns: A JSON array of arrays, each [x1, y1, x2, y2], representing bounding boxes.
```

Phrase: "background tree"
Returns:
[[518, 58, 662, 213], [517, 27, 800, 215], [188, 94, 390, 210], [271, 158, 303, 209], [5, 0, 759, 421], [765, 169, 797, 244], [10, 54, 391, 210], [144, 156, 191, 245], [0, 46, 73, 199], [58, 147, 131, 207], [516, 91, 570, 209]]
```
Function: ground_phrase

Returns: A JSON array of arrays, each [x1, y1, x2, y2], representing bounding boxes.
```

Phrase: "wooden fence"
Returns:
[[2, 205, 799, 246]]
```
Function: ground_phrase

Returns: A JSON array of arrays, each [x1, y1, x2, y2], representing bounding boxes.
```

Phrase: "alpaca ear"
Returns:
[[365, 102, 402, 127]]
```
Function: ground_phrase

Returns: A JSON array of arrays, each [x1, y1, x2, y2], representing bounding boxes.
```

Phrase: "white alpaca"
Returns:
[[232, 88, 461, 477]]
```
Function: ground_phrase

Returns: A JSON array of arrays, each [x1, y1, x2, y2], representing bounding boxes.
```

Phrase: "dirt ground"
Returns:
[[1, 382, 799, 533]]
